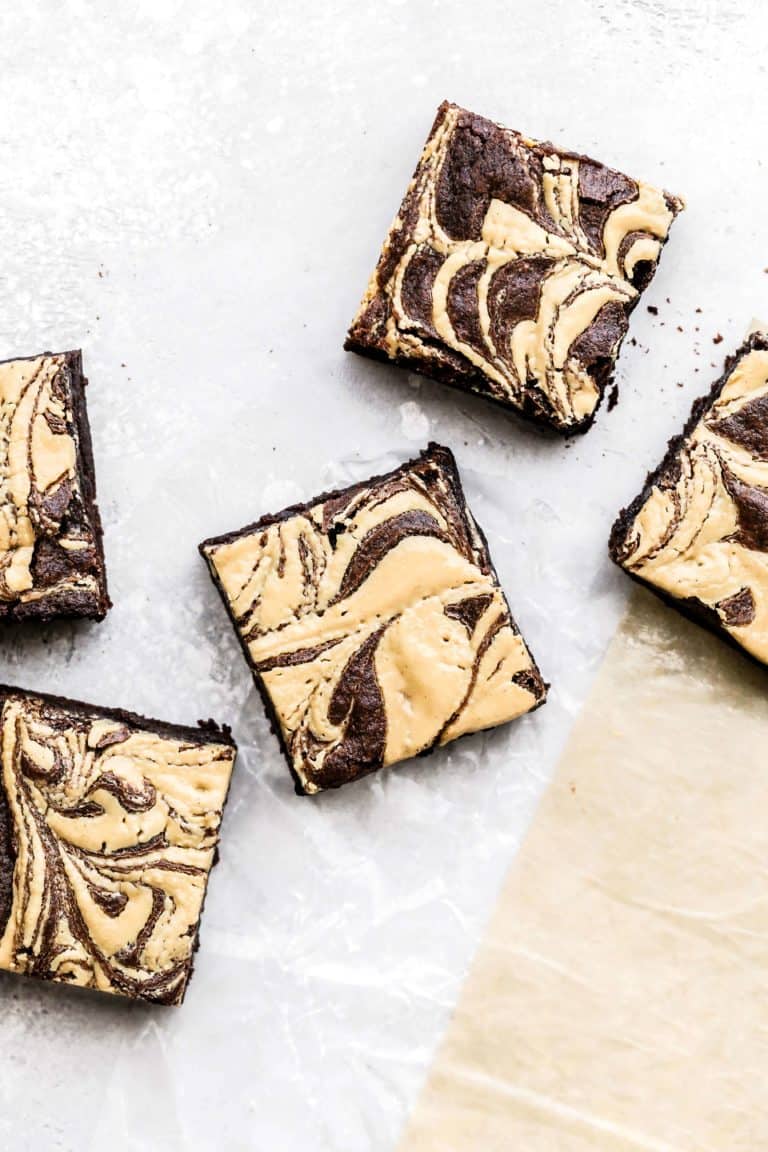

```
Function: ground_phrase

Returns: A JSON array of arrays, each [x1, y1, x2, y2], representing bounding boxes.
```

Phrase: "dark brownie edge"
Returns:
[[201, 549, 309, 795], [175, 727, 238, 1007], [0, 349, 77, 369], [67, 350, 111, 619], [343, 335, 609, 438], [608, 332, 768, 668], [200, 443, 548, 794], [0, 683, 236, 749], [200, 442, 459, 550], [0, 769, 15, 942]]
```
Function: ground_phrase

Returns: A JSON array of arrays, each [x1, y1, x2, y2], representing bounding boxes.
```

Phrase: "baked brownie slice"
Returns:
[[610, 331, 768, 665], [346, 101, 684, 435], [0, 686, 237, 1004], [0, 350, 109, 621], [200, 443, 547, 795]]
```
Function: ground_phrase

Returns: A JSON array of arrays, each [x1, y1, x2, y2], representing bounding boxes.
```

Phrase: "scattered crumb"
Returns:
[[695, 307, 702, 313], [607, 382, 620, 412], [676, 381, 684, 388], [677, 326, 683, 333], [647, 305, 658, 315], [569, 783, 576, 795], [713, 333, 723, 344], [629, 336, 637, 346], [665, 297, 670, 304]]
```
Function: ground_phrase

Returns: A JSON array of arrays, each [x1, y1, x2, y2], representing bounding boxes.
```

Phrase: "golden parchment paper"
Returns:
[[399, 590, 768, 1151]]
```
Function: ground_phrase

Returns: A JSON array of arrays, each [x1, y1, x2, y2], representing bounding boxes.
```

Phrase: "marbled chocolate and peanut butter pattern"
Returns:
[[202, 445, 546, 794], [0, 694, 235, 1004], [611, 334, 768, 664], [0, 353, 104, 614], [346, 102, 683, 433]]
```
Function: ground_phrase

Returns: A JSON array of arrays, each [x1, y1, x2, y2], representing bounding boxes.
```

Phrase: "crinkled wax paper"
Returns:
[[400, 591, 768, 1151]]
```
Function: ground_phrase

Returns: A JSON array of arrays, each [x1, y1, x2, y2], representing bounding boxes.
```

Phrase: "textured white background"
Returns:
[[0, 2, 765, 1149]]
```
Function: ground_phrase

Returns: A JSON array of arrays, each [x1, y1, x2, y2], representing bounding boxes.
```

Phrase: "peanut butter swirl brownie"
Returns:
[[346, 101, 684, 434], [200, 444, 546, 794], [0, 350, 109, 620], [610, 331, 768, 665], [0, 687, 236, 1004]]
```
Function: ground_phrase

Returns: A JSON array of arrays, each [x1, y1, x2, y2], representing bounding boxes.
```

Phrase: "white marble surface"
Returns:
[[0, 2, 765, 1149]]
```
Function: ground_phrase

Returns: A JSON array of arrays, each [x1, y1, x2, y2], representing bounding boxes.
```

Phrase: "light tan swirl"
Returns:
[[0, 696, 235, 1004]]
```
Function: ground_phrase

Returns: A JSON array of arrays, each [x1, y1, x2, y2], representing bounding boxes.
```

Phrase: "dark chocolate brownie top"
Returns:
[[346, 101, 684, 434], [0, 686, 236, 1004], [610, 330, 768, 664], [0, 350, 108, 618], [201, 444, 546, 794]]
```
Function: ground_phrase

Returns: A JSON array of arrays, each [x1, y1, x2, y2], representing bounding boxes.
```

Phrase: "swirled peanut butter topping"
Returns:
[[0, 694, 236, 1004], [0, 353, 103, 612], [346, 102, 683, 433], [202, 445, 546, 794], [612, 335, 768, 664]]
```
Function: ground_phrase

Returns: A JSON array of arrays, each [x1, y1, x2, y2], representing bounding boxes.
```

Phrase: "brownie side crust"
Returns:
[[609, 332, 768, 667], [346, 101, 684, 436], [66, 350, 110, 618], [0, 768, 15, 941], [201, 443, 548, 795], [0, 683, 235, 749], [200, 444, 463, 550]]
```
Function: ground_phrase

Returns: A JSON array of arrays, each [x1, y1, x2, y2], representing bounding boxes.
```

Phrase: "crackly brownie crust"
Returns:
[[346, 101, 684, 436], [200, 443, 547, 794], [0, 350, 110, 622], [610, 331, 768, 666], [0, 684, 236, 1005]]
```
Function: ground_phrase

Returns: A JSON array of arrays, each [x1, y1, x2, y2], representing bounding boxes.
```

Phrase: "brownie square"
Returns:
[[200, 443, 547, 795], [0, 350, 109, 621], [345, 101, 684, 435], [610, 331, 768, 665], [0, 686, 237, 1004]]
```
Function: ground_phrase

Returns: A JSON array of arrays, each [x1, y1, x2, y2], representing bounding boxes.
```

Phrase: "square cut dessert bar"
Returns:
[[0, 686, 237, 1004], [610, 331, 768, 665], [200, 443, 547, 795], [345, 101, 684, 434], [0, 350, 109, 620]]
